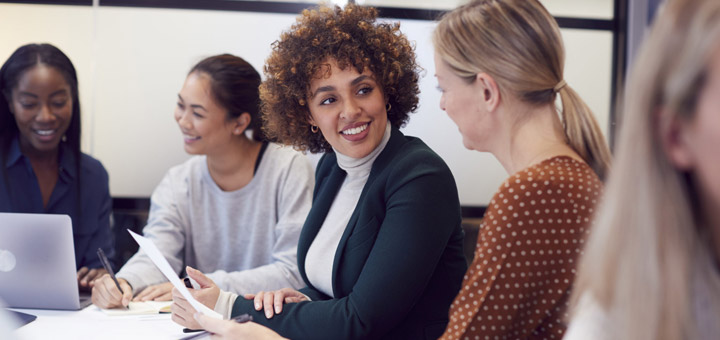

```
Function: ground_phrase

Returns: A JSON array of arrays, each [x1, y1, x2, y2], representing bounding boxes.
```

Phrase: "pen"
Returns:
[[179, 314, 253, 340], [96, 247, 124, 295]]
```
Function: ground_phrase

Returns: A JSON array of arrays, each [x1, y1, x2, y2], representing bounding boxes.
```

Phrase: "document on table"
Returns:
[[128, 230, 222, 319], [100, 300, 172, 316]]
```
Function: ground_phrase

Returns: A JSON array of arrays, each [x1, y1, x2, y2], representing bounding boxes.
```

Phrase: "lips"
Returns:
[[32, 128, 59, 142], [183, 134, 201, 143], [340, 122, 369, 135], [339, 121, 371, 142]]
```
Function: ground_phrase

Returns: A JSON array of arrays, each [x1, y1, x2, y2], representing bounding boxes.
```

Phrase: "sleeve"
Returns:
[[117, 171, 187, 291], [78, 164, 114, 269], [444, 179, 582, 339], [214, 290, 240, 319], [206, 154, 314, 293], [231, 152, 462, 339]]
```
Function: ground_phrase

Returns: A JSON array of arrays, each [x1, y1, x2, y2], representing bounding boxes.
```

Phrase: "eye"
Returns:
[[192, 111, 204, 118], [20, 102, 37, 109], [357, 86, 373, 95], [176, 102, 185, 110], [51, 100, 68, 108], [320, 97, 336, 105], [436, 85, 445, 93]]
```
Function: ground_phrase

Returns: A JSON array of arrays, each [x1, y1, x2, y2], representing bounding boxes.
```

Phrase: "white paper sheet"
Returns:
[[128, 230, 222, 319]]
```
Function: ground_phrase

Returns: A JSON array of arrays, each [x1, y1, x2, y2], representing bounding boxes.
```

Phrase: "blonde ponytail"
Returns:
[[558, 85, 611, 179]]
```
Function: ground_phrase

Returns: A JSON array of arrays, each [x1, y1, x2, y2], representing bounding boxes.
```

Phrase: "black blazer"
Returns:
[[232, 127, 466, 339]]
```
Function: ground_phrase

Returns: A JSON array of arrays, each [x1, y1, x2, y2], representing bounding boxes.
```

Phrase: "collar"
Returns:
[[4, 136, 78, 180], [5, 136, 23, 168]]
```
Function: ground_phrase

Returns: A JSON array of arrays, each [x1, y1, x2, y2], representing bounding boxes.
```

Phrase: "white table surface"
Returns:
[[11, 305, 196, 340]]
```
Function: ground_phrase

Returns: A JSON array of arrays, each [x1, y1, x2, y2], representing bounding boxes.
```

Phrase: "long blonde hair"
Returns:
[[433, 0, 611, 180], [571, 0, 720, 339]]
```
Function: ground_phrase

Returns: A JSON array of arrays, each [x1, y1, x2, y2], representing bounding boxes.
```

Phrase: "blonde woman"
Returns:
[[566, 0, 720, 339], [433, 0, 610, 338]]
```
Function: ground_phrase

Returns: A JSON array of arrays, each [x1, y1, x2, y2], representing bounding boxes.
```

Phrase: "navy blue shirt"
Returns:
[[0, 137, 114, 269]]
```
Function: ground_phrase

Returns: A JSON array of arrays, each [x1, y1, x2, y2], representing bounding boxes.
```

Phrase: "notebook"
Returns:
[[100, 300, 172, 316], [0, 212, 92, 310]]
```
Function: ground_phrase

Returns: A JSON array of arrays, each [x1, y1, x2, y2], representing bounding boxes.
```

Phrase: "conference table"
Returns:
[[11, 305, 198, 340]]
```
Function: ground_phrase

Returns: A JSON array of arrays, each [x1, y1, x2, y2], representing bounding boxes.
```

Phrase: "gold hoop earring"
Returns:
[[311, 125, 319, 134], [386, 103, 392, 113]]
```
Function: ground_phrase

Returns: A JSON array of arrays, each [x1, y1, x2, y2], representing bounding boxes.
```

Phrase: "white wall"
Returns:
[[0, 3, 613, 206]]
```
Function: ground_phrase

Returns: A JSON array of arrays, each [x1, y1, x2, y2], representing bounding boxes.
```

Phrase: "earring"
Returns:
[[62, 135, 67, 142], [311, 125, 319, 134], [386, 103, 392, 113]]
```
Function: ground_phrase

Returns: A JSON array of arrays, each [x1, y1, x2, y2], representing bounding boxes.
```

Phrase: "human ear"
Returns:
[[658, 108, 694, 170], [475, 73, 501, 113], [233, 112, 251, 135]]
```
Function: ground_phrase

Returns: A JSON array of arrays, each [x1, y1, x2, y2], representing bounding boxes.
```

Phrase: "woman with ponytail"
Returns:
[[432, 0, 610, 338]]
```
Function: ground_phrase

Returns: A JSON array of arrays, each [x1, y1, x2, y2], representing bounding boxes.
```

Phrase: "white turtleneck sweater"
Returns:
[[304, 121, 392, 298]]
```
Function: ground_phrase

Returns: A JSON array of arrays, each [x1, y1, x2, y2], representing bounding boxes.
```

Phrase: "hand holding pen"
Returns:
[[91, 248, 133, 309]]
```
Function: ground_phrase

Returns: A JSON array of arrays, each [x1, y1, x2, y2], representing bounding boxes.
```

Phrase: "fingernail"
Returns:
[[194, 312, 201, 320], [265, 310, 272, 318], [255, 303, 261, 310], [275, 305, 280, 313]]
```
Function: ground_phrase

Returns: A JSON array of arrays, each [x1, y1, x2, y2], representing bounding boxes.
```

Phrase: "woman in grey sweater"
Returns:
[[91, 54, 314, 309]]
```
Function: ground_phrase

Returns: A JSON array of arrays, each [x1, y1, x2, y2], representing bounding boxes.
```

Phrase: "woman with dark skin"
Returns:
[[0, 43, 113, 290]]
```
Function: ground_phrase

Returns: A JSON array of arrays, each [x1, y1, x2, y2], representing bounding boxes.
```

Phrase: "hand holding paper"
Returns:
[[128, 230, 222, 319]]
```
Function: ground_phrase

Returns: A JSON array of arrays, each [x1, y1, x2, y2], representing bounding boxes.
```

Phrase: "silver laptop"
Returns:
[[0, 212, 92, 310]]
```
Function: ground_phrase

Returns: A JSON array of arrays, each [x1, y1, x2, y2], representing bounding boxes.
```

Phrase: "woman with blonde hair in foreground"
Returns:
[[566, 0, 720, 339]]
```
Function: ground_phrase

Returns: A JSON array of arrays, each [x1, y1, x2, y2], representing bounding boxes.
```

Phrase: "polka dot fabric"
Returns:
[[440, 156, 602, 340]]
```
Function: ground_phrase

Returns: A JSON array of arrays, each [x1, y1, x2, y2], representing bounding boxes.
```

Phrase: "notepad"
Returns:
[[101, 301, 172, 316]]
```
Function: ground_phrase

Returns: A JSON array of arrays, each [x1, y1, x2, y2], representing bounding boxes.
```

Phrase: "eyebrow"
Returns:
[[177, 94, 207, 111], [17, 89, 69, 99], [311, 75, 373, 98]]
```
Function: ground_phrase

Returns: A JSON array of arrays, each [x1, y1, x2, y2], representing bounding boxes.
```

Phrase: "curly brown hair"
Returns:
[[260, 4, 420, 153]]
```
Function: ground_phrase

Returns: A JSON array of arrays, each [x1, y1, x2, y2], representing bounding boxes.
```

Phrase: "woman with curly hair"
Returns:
[[170, 3, 466, 340]]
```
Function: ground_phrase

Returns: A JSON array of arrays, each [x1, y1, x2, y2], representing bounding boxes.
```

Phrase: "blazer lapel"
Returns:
[[330, 127, 406, 292], [297, 160, 346, 287]]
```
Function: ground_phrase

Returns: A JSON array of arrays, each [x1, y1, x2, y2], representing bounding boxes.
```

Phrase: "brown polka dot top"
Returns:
[[440, 156, 603, 340]]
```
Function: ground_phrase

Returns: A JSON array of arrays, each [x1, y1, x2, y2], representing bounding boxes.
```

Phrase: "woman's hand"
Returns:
[[171, 266, 221, 329], [91, 275, 133, 309], [133, 282, 173, 301], [77, 267, 108, 290], [195, 313, 288, 340], [245, 288, 309, 319]]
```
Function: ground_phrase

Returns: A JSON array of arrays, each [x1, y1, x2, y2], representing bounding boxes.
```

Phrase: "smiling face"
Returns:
[[307, 59, 388, 159], [8, 64, 73, 155], [174, 71, 240, 156]]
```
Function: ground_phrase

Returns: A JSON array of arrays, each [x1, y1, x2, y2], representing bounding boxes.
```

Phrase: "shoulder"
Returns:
[[379, 135, 450, 174], [79, 152, 109, 182], [382, 134, 454, 184], [494, 156, 602, 203], [262, 143, 312, 173]]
